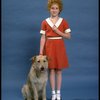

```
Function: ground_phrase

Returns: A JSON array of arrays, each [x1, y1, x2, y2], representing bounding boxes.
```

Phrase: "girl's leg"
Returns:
[[49, 69, 56, 100], [56, 69, 62, 100], [49, 69, 56, 91], [56, 69, 62, 90]]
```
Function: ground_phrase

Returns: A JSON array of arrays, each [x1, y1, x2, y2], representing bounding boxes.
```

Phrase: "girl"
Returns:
[[39, 0, 71, 100]]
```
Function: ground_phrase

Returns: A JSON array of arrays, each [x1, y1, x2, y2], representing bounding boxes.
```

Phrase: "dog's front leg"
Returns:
[[42, 83, 46, 100], [32, 83, 38, 100]]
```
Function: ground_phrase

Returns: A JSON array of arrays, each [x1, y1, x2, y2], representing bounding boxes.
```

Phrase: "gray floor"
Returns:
[[2, 0, 99, 100]]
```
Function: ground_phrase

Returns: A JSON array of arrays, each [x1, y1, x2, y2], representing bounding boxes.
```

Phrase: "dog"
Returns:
[[22, 55, 48, 100]]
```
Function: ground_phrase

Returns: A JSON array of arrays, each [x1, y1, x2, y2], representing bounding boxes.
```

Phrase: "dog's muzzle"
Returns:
[[40, 66, 47, 72], [41, 67, 44, 71]]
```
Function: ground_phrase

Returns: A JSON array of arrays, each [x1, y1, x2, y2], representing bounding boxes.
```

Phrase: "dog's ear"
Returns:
[[30, 56, 37, 63], [45, 55, 51, 61], [44, 55, 48, 61]]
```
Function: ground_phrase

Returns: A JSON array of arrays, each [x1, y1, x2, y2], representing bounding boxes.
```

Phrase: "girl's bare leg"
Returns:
[[49, 69, 56, 100], [56, 69, 62, 99]]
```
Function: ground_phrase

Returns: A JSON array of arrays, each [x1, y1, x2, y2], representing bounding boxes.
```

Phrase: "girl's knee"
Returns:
[[49, 69, 56, 74], [56, 69, 62, 74]]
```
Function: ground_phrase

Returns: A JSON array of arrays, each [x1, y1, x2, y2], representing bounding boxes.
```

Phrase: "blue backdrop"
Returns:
[[2, 0, 99, 100]]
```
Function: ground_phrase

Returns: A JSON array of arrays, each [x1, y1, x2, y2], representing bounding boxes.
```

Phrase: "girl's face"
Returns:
[[50, 4, 60, 17]]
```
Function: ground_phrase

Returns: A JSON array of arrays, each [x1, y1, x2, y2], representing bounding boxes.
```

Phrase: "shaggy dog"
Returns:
[[22, 55, 48, 100]]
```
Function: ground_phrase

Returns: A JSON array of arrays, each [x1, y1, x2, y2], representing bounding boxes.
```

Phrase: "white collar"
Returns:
[[46, 17, 63, 28]]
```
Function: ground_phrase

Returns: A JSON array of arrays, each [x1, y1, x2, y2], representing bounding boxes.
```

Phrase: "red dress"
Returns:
[[40, 17, 71, 69]]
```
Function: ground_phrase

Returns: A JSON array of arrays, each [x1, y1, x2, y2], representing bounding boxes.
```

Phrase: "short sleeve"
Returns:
[[40, 20, 46, 35], [63, 19, 71, 33]]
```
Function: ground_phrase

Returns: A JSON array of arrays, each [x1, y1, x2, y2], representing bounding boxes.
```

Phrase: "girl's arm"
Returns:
[[39, 34, 46, 55], [52, 25, 71, 39]]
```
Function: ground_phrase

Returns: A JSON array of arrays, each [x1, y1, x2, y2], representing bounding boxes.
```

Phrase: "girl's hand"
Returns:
[[52, 25, 71, 39], [39, 54, 43, 58], [52, 25, 58, 32]]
